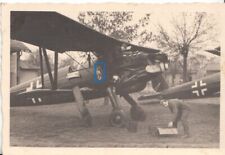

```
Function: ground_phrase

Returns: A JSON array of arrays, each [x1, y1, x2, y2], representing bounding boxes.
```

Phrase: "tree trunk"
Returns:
[[172, 74, 175, 86], [183, 55, 188, 82]]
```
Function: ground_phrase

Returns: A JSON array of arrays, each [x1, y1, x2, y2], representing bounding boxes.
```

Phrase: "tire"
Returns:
[[109, 109, 126, 128]]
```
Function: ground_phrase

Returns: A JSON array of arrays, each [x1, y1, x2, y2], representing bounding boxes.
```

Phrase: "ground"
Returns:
[[10, 97, 219, 148]]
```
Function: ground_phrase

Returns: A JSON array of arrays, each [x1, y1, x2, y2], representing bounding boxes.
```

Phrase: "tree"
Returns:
[[78, 12, 153, 45], [155, 12, 217, 82], [168, 60, 182, 86]]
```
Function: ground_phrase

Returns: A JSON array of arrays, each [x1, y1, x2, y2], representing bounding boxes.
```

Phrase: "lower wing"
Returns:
[[11, 88, 107, 107]]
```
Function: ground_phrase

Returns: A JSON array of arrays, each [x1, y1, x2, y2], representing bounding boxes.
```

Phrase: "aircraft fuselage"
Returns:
[[11, 51, 168, 106]]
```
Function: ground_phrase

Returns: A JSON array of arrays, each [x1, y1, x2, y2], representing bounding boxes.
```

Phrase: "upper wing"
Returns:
[[11, 11, 159, 54]]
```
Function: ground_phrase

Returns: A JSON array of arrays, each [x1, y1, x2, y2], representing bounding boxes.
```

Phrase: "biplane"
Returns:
[[138, 47, 220, 101], [10, 11, 169, 127]]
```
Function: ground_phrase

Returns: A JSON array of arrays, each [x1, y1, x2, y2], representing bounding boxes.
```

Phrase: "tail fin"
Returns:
[[205, 46, 220, 56]]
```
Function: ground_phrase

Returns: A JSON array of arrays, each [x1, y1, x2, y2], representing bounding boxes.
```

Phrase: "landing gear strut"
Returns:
[[123, 94, 146, 121], [107, 86, 126, 127], [73, 86, 92, 127]]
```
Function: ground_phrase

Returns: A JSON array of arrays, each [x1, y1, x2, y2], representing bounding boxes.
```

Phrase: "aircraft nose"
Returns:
[[145, 52, 169, 73]]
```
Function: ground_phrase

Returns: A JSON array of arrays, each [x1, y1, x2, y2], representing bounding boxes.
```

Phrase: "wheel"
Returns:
[[130, 105, 146, 121], [81, 107, 93, 127], [109, 109, 126, 128]]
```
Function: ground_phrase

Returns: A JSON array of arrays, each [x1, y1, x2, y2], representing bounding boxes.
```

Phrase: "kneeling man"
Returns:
[[160, 98, 191, 138]]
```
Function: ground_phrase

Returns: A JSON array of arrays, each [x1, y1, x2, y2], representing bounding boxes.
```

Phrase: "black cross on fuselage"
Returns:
[[191, 80, 207, 97]]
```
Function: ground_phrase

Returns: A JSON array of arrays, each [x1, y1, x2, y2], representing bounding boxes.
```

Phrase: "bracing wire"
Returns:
[[65, 52, 95, 75], [65, 52, 88, 69]]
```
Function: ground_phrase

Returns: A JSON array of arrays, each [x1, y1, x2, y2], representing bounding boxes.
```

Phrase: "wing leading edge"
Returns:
[[11, 88, 108, 106], [11, 11, 160, 54]]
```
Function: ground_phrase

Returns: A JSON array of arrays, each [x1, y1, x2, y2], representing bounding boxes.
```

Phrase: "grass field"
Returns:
[[10, 97, 220, 148]]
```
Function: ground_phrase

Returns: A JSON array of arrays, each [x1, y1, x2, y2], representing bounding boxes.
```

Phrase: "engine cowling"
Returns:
[[151, 74, 169, 92]]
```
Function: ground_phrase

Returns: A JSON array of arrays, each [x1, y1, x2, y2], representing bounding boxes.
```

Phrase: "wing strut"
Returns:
[[39, 47, 45, 88], [42, 48, 55, 89], [41, 47, 59, 90], [54, 52, 58, 89]]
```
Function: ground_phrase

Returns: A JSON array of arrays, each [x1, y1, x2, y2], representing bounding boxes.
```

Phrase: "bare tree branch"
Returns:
[[156, 12, 217, 82]]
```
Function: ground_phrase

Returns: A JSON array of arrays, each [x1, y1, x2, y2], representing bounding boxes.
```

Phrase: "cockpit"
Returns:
[[66, 52, 98, 80], [68, 53, 97, 73]]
